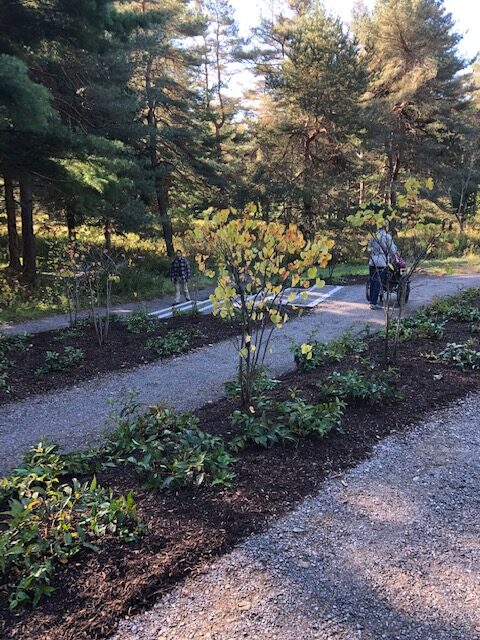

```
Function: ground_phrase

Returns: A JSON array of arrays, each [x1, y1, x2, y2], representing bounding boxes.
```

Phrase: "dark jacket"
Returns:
[[170, 257, 191, 282]]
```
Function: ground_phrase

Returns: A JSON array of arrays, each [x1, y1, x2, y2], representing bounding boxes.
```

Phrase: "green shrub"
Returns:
[[432, 341, 480, 369], [0, 442, 140, 609], [123, 311, 160, 334], [277, 392, 344, 437], [225, 368, 278, 401], [0, 333, 31, 357], [230, 392, 344, 451], [292, 330, 367, 371], [146, 327, 204, 358], [35, 346, 85, 377], [384, 314, 445, 342], [425, 291, 480, 323], [318, 369, 402, 405], [229, 410, 294, 451], [52, 326, 87, 342], [105, 405, 235, 490]]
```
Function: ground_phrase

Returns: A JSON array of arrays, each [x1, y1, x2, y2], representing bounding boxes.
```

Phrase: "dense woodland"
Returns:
[[0, 0, 479, 286]]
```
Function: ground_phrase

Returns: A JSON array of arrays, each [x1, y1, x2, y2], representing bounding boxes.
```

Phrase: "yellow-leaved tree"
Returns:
[[194, 205, 334, 408]]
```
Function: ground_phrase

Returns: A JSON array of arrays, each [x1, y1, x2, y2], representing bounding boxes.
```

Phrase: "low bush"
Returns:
[[105, 404, 235, 490], [292, 331, 367, 371], [382, 313, 445, 342], [52, 326, 87, 342], [431, 341, 480, 370], [318, 369, 402, 405], [123, 311, 160, 334], [225, 368, 278, 402], [230, 392, 344, 451], [425, 291, 480, 323], [0, 442, 140, 609], [35, 346, 85, 377], [146, 327, 204, 358], [0, 333, 31, 357]]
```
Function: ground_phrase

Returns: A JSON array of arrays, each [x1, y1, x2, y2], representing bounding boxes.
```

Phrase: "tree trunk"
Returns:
[[156, 176, 174, 257], [385, 133, 400, 207], [104, 218, 112, 252], [66, 207, 76, 242], [3, 173, 21, 271], [19, 174, 36, 283]]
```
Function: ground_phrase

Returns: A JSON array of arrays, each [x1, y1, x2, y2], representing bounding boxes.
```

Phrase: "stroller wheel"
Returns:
[[396, 280, 411, 306]]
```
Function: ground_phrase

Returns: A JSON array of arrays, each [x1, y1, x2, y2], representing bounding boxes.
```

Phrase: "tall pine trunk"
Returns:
[[3, 173, 21, 271], [156, 175, 174, 257], [146, 54, 175, 258], [19, 174, 36, 283], [66, 207, 76, 242], [104, 218, 112, 252]]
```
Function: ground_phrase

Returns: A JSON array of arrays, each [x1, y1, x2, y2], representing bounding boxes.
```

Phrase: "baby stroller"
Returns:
[[366, 256, 410, 306]]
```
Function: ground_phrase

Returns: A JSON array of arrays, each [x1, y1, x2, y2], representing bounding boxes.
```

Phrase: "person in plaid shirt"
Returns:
[[170, 250, 191, 304]]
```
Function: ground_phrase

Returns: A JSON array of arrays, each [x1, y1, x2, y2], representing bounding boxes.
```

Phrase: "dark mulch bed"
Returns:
[[1, 316, 479, 640], [1, 314, 249, 405]]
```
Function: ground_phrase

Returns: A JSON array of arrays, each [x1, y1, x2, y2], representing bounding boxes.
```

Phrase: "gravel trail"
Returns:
[[113, 392, 480, 640], [1, 274, 480, 473]]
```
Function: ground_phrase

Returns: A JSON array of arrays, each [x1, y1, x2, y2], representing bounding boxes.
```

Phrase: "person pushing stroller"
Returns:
[[368, 227, 399, 310]]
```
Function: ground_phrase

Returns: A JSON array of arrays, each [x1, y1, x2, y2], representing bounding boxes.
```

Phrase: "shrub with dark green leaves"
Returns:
[[123, 311, 160, 334], [53, 326, 87, 342], [105, 405, 235, 490], [425, 291, 480, 323], [0, 442, 140, 609], [384, 314, 445, 342], [318, 369, 402, 405], [230, 392, 344, 451], [0, 334, 30, 357], [292, 331, 367, 371], [225, 368, 278, 401], [35, 346, 85, 376], [146, 327, 204, 358], [432, 341, 480, 370]]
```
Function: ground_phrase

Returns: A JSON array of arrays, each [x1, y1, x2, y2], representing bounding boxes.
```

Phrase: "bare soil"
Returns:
[[1, 314, 479, 640]]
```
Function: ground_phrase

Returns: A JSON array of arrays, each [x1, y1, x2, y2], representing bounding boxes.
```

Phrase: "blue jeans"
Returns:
[[369, 266, 387, 305]]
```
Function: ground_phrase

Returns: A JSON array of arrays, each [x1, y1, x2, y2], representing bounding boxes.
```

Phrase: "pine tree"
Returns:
[[355, 0, 470, 205], [251, 2, 367, 231]]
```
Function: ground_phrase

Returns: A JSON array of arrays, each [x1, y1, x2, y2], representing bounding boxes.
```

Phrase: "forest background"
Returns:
[[1, 0, 479, 322]]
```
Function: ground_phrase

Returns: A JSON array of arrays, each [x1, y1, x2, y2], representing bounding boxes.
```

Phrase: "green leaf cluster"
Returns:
[[0, 442, 140, 609]]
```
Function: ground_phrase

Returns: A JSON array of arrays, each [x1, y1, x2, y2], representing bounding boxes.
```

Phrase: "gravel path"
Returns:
[[1, 274, 480, 474], [113, 392, 480, 640]]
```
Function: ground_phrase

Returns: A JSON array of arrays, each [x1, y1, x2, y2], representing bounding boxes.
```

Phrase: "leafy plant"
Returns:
[[35, 346, 85, 376], [382, 313, 445, 342], [0, 442, 140, 609], [123, 311, 160, 334], [431, 340, 480, 369], [146, 327, 204, 358], [230, 392, 343, 450], [277, 392, 344, 437], [292, 330, 367, 371], [425, 292, 480, 323], [105, 405, 235, 490], [318, 369, 402, 405], [0, 333, 30, 357], [229, 410, 294, 451], [53, 326, 86, 342], [225, 368, 278, 401]]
